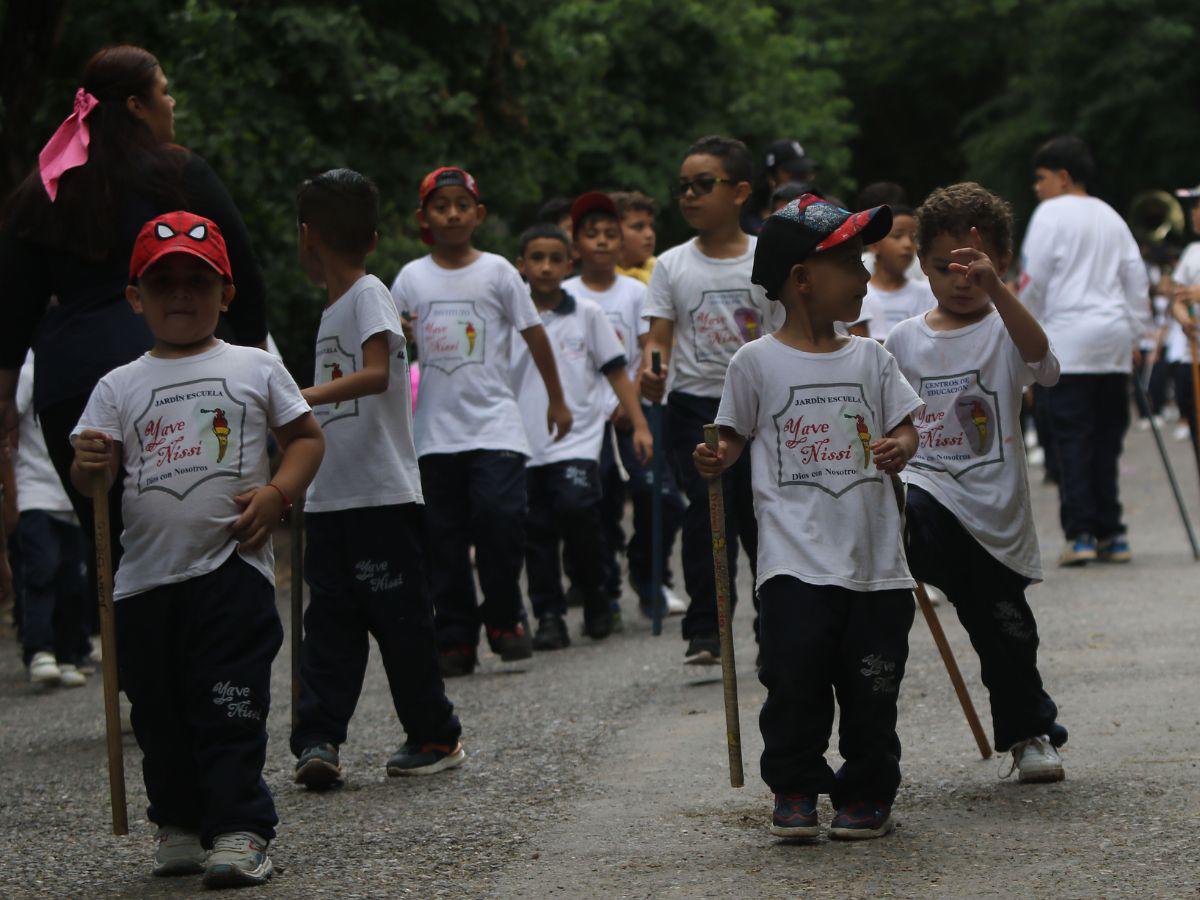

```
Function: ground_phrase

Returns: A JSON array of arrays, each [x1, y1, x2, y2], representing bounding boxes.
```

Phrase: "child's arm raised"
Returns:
[[520, 324, 573, 441], [640, 318, 674, 403], [872, 417, 917, 475], [952, 227, 1050, 363], [231, 412, 324, 552], [693, 425, 746, 481], [302, 333, 391, 408], [605, 368, 653, 464]]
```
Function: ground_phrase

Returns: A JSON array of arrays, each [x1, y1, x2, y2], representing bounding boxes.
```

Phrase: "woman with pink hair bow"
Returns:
[[0, 45, 267, 574]]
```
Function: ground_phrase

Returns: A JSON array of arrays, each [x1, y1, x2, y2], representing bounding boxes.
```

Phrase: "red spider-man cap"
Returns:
[[129, 211, 232, 283]]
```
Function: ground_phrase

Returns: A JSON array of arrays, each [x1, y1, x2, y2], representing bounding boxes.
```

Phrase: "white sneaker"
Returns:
[[1174, 424, 1191, 442], [58, 664, 87, 688], [1026, 446, 1045, 467], [1136, 418, 1151, 432], [1004, 735, 1065, 783], [663, 586, 687, 616], [202, 831, 273, 888], [29, 652, 61, 686], [153, 826, 206, 877]]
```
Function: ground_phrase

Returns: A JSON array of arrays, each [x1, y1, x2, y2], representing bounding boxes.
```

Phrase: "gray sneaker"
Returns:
[[1004, 735, 1065, 783], [202, 831, 273, 888], [152, 826, 206, 877], [294, 743, 342, 789]]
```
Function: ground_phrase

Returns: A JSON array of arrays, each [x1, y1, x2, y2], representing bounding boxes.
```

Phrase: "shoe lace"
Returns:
[[212, 833, 259, 853]]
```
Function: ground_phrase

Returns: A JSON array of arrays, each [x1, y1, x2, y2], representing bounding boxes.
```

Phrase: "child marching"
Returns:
[[886, 182, 1068, 780], [71, 212, 325, 886], [289, 169, 464, 790], [695, 195, 921, 840]]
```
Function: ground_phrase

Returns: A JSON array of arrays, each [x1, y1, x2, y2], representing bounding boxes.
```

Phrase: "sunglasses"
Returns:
[[672, 176, 738, 199]]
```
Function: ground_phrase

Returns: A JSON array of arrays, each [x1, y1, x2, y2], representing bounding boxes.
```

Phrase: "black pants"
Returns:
[[16, 511, 90, 666], [291, 504, 460, 754], [1031, 383, 1059, 484], [757, 576, 913, 807], [526, 460, 605, 619], [905, 486, 1065, 752], [1134, 356, 1169, 418], [116, 554, 282, 846], [1171, 362, 1200, 456], [1045, 373, 1129, 540], [419, 450, 528, 649], [668, 391, 757, 640]]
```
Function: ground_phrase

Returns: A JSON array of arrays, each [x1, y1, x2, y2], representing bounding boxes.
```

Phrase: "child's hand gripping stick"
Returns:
[[703, 423, 744, 787], [90, 472, 129, 835]]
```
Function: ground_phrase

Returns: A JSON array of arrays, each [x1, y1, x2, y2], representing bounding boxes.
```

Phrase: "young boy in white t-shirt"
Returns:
[[513, 223, 653, 647], [1169, 191, 1200, 454], [289, 170, 463, 790], [391, 166, 572, 677], [858, 204, 937, 341], [641, 135, 781, 664], [71, 212, 324, 887], [695, 194, 920, 841], [564, 192, 684, 619], [885, 182, 1068, 783]]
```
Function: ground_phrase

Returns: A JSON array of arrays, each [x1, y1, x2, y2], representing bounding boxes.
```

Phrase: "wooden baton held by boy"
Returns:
[[889, 474, 991, 760], [703, 424, 744, 787], [649, 351, 665, 636], [290, 501, 304, 729], [90, 472, 129, 835]]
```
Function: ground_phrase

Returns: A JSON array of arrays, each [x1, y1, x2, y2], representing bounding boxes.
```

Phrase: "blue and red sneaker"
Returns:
[[830, 800, 894, 840], [770, 792, 820, 839]]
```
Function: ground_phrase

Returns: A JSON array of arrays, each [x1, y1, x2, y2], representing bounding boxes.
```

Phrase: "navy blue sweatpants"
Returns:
[[526, 459, 605, 619], [291, 503, 460, 755], [116, 554, 282, 846]]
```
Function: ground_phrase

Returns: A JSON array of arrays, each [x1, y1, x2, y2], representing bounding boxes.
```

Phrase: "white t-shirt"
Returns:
[[1018, 194, 1150, 373], [15, 352, 73, 514], [715, 334, 922, 592], [563, 274, 647, 412], [643, 237, 781, 398], [863, 251, 927, 283], [859, 280, 938, 341], [885, 312, 1061, 582], [511, 295, 625, 467], [307, 275, 422, 513], [71, 342, 310, 600], [1167, 242, 1200, 363], [391, 252, 542, 457]]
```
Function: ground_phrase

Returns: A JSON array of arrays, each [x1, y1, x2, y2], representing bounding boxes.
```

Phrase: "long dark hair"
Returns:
[[1, 45, 187, 259]]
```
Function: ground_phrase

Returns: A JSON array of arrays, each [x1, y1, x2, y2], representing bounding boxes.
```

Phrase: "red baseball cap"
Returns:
[[129, 211, 232, 283], [569, 191, 617, 233], [417, 166, 480, 245]]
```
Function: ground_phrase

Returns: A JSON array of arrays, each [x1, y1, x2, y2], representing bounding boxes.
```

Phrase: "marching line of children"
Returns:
[[48, 135, 1087, 884]]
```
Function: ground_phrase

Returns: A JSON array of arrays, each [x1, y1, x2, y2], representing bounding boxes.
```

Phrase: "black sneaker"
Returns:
[[770, 792, 820, 839], [487, 622, 533, 661], [386, 740, 467, 776], [532, 614, 570, 650], [582, 589, 614, 640], [294, 743, 342, 789], [684, 636, 720, 665], [565, 584, 585, 608], [438, 645, 478, 678], [830, 800, 895, 840]]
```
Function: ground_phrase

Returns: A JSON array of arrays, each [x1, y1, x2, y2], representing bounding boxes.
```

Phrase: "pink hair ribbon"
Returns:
[[38, 88, 100, 201]]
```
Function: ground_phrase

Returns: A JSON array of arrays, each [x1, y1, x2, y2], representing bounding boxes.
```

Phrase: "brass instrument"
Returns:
[[1129, 189, 1185, 244]]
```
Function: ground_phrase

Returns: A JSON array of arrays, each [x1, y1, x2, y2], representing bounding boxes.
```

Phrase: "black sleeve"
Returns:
[[0, 234, 50, 369], [182, 153, 268, 346], [599, 354, 628, 376]]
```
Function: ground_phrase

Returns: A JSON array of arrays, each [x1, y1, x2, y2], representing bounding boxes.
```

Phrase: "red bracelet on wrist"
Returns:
[[265, 482, 292, 513]]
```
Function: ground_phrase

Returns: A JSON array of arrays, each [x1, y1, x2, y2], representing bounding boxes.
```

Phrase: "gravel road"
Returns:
[[1, 425, 1198, 898]]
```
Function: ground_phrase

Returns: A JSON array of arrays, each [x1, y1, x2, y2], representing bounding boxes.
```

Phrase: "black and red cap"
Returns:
[[569, 191, 618, 233], [417, 166, 480, 245], [129, 211, 232, 284], [751, 194, 892, 300]]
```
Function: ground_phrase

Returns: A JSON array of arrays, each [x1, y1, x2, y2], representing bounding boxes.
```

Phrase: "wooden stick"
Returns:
[[290, 503, 304, 730], [703, 424, 743, 787], [649, 351, 664, 636], [90, 472, 128, 835], [890, 475, 991, 760], [1133, 372, 1200, 560]]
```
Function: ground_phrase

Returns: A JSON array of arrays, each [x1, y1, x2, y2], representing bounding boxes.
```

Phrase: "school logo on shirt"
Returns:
[[421, 300, 485, 374], [313, 336, 359, 426], [557, 333, 588, 363], [910, 370, 1003, 478], [133, 378, 246, 500], [771, 382, 881, 497], [605, 309, 635, 358], [688, 290, 761, 364]]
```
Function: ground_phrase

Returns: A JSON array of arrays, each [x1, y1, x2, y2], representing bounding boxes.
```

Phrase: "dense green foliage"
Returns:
[[3, 0, 1200, 378]]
